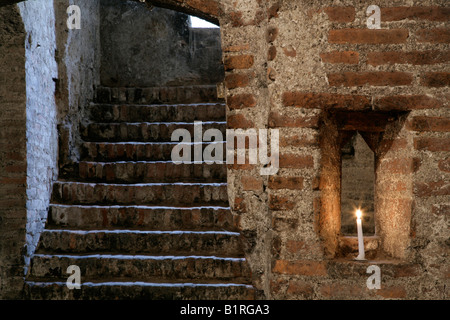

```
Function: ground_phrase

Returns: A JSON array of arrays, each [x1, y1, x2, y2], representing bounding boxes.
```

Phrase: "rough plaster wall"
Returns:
[[100, 0, 223, 87], [219, 0, 274, 298], [18, 0, 58, 275], [219, 0, 449, 299], [54, 0, 101, 166], [0, 4, 27, 299]]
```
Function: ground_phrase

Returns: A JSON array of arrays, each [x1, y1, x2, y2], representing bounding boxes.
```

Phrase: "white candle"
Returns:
[[355, 209, 366, 260]]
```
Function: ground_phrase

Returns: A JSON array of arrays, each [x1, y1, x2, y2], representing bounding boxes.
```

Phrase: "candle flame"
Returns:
[[356, 209, 362, 219]]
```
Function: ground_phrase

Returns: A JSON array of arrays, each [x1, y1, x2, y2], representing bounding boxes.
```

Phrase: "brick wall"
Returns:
[[0, 4, 27, 300], [54, 0, 101, 169], [0, 0, 101, 298], [216, 0, 449, 299], [0, 0, 448, 300]]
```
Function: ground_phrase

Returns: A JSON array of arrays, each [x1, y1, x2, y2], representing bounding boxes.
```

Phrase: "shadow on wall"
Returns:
[[100, 0, 224, 87]]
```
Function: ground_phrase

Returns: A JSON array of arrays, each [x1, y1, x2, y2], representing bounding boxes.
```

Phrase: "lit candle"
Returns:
[[355, 209, 366, 261]]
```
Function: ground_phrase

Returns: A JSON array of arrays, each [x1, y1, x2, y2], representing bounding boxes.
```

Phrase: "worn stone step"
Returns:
[[94, 85, 220, 105], [29, 254, 251, 283], [90, 103, 226, 123], [51, 181, 228, 206], [70, 161, 226, 183], [36, 230, 244, 257], [47, 205, 238, 231], [81, 121, 226, 142], [24, 281, 255, 300], [80, 141, 226, 162]]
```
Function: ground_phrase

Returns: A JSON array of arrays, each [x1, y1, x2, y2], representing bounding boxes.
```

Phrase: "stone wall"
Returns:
[[0, 0, 101, 298], [18, 0, 59, 276], [0, 0, 448, 300], [54, 0, 101, 169], [212, 0, 449, 299], [0, 4, 27, 300], [100, 0, 223, 87]]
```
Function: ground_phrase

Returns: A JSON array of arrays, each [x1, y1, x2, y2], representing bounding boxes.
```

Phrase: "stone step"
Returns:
[[51, 181, 228, 206], [89, 103, 226, 123], [94, 85, 220, 105], [24, 281, 255, 300], [29, 254, 252, 283], [47, 205, 238, 231], [81, 121, 226, 142], [36, 230, 244, 257], [80, 141, 226, 162], [70, 161, 226, 183]]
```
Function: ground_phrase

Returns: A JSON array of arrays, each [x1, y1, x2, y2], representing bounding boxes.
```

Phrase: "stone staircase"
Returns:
[[24, 85, 254, 300]]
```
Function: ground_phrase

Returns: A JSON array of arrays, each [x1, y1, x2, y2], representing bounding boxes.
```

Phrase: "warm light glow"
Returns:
[[356, 209, 363, 219]]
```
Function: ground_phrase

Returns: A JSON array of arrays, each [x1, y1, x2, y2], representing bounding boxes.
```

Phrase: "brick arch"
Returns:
[[132, 0, 220, 24], [1, 0, 221, 25]]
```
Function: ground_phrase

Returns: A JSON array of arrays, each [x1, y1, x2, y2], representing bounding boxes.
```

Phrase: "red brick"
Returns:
[[272, 259, 327, 276], [224, 73, 250, 89], [268, 46, 277, 61], [416, 28, 450, 43], [392, 264, 420, 278], [438, 158, 450, 173], [287, 281, 314, 296], [266, 27, 279, 43], [408, 116, 450, 132], [376, 286, 407, 299], [227, 113, 254, 129], [328, 71, 413, 87], [320, 51, 359, 64], [227, 162, 254, 170], [421, 72, 450, 87], [268, 176, 304, 190], [320, 284, 364, 298], [227, 93, 256, 109], [328, 29, 409, 44], [241, 176, 263, 191], [279, 154, 314, 169], [377, 138, 408, 154], [267, 2, 280, 20], [4, 165, 26, 173], [227, 11, 246, 27], [432, 204, 450, 216], [268, 111, 319, 128], [374, 95, 442, 111], [0, 177, 26, 185], [282, 46, 296, 58], [185, 0, 219, 17], [286, 240, 306, 253], [367, 51, 450, 66], [272, 217, 298, 231], [381, 6, 450, 21], [223, 44, 250, 52], [323, 7, 355, 22], [379, 158, 413, 175], [267, 67, 276, 81], [282, 92, 371, 110], [269, 195, 295, 211], [233, 197, 246, 213], [414, 180, 450, 197], [224, 55, 254, 70], [414, 137, 450, 152]]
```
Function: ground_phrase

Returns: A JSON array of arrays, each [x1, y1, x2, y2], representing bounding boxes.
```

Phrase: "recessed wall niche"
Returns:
[[318, 110, 412, 260], [340, 132, 375, 236]]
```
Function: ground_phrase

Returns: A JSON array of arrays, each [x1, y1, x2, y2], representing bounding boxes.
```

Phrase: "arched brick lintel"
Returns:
[[132, 0, 220, 25], [1, 0, 221, 25]]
